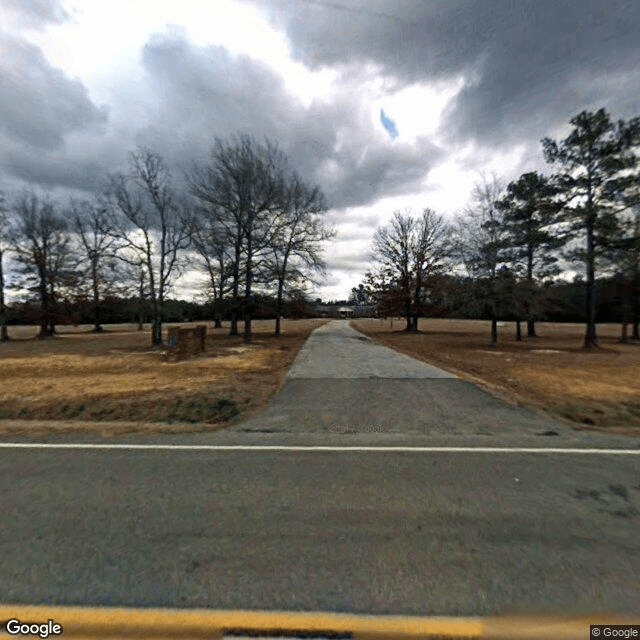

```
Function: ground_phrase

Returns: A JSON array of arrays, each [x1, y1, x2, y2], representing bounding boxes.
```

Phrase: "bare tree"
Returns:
[[70, 198, 120, 332], [188, 135, 287, 344], [370, 208, 449, 332], [453, 175, 506, 345], [268, 171, 333, 335], [187, 203, 233, 329], [409, 208, 451, 330], [106, 148, 191, 345], [11, 191, 72, 337], [371, 212, 413, 329]]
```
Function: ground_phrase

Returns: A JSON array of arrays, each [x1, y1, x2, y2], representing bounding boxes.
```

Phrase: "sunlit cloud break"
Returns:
[[380, 109, 398, 139]]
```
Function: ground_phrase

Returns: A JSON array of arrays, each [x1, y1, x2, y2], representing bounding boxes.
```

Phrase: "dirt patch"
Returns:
[[352, 318, 640, 433], [0, 319, 326, 433]]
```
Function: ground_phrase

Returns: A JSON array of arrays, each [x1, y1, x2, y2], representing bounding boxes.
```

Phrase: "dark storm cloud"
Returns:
[[0, 136, 110, 193], [0, 35, 107, 150], [137, 32, 442, 209], [246, 0, 640, 146]]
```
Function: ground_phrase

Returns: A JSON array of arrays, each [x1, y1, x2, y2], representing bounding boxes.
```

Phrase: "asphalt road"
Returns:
[[1, 320, 638, 616], [1, 448, 639, 615]]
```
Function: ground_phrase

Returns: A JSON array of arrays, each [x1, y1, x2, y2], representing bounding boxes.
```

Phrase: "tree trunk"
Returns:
[[243, 305, 252, 344], [515, 319, 522, 342], [527, 318, 536, 338], [619, 293, 630, 344], [525, 255, 536, 338], [633, 269, 640, 340], [92, 304, 103, 331], [632, 214, 640, 340], [583, 215, 598, 348], [230, 311, 239, 336], [92, 259, 102, 332], [47, 280, 56, 336], [490, 317, 498, 346], [151, 298, 162, 345], [275, 280, 284, 336], [0, 249, 7, 341], [525, 282, 536, 337], [146, 261, 161, 345], [243, 235, 253, 345], [229, 241, 240, 336], [38, 274, 51, 338], [39, 319, 51, 337], [212, 292, 222, 329], [138, 268, 145, 331], [152, 317, 162, 345], [210, 296, 222, 328]]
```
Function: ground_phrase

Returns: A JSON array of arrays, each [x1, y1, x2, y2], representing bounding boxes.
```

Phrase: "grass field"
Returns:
[[352, 318, 640, 433], [0, 319, 326, 434], [2, 317, 638, 435]]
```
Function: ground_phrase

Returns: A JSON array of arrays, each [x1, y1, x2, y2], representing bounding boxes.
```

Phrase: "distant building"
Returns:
[[314, 305, 336, 318], [313, 304, 378, 319]]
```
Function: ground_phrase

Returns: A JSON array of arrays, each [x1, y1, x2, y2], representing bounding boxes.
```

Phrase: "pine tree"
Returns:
[[495, 171, 563, 337], [542, 109, 638, 348]]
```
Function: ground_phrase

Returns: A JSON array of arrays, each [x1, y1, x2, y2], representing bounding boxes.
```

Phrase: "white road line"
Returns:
[[0, 444, 637, 454]]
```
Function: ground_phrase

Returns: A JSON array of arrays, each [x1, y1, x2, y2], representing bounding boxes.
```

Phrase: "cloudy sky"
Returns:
[[1, 0, 639, 301]]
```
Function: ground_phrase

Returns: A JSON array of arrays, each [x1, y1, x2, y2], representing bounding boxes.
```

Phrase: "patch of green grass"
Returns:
[[167, 397, 239, 423], [555, 400, 640, 429], [59, 402, 86, 418], [0, 393, 241, 425]]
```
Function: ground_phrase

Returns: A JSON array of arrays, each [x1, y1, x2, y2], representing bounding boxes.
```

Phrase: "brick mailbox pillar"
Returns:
[[165, 325, 207, 361]]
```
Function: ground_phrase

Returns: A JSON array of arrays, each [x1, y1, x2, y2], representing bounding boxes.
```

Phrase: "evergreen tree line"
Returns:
[[358, 108, 640, 347], [0, 135, 335, 344], [3, 292, 315, 327]]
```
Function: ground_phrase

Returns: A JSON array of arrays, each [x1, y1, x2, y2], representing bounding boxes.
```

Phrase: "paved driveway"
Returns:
[[217, 320, 635, 450], [286, 320, 455, 379]]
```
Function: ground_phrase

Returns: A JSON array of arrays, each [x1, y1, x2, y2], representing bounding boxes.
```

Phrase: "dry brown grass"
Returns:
[[0, 319, 326, 433], [352, 318, 640, 433]]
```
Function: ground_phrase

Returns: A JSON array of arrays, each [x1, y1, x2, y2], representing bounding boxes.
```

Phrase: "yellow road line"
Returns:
[[0, 605, 636, 639], [0, 606, 479, 638]]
